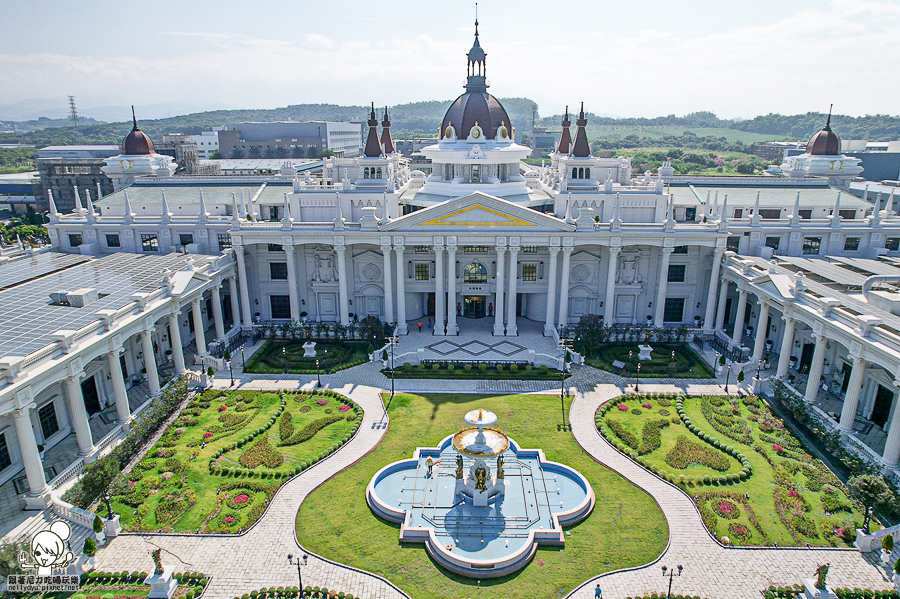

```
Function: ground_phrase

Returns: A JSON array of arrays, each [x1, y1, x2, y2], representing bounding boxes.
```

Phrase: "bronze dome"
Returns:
[[805, 108, 841, 156], [441, 91, 511, 141], [123, 107, 156, 155]]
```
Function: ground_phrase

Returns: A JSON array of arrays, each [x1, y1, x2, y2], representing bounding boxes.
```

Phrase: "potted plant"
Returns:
[[92, 515, 105, 544], [80, 537, 97, 573], [883, 534, 894, 565], [737, 369, 745, 386]]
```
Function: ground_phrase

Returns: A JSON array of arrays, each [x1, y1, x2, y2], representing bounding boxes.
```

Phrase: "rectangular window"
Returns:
[[0, 432, 10, 471], [522, 263, 537, 282], [269, 295, 291, 319], [269, 206, 279, 221], [268, 244, 283, 252], [726, 236, 740, 251], [758, 208, 781, 220], [839, 209, 856, 220], [462, 246, 490, 253], [415, 262, 430, 281], [68, 234, 83, 247], [141, 234, 159, 252], [733, 208, 744, 219], [270, 262, 288, 280], [38, 402, 59, 439], [765, 236, 781, 251], [179, 233, 194, 247], [105, 234, 120, 248], [667, 264, 686, 283], [802, 237, 822, 255], [843, 237, 860, 251], [886, 238, 900, 251], [673, 246, 688, 254], [798, 209, 812, 220], [522, 246, 539, 254], [663, 298, 685, 323], [217, 233, 232, 250], [414, 245, 430, 253]]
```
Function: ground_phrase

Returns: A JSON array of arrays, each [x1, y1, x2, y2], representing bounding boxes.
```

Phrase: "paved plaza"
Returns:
[[82, 350, 895, 599]]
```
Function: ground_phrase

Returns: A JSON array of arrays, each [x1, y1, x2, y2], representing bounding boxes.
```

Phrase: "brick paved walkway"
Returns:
[[93, 364, 893, 599]]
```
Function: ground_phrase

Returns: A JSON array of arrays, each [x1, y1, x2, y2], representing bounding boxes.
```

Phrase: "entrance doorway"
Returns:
[[81, 375, 101, 415], [463, 296, 486, 318], [425, 293, 435, 317], [799, 343, 815, 374], [872, 384, 895, 428]]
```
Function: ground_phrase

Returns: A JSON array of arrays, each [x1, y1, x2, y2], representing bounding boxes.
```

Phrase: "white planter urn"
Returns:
[[104, 514, 122, 539], [892, 572, 900, 591], [70, 554, 94, 575], [94, 530, 106, 546], [882, 549, 893, 565]]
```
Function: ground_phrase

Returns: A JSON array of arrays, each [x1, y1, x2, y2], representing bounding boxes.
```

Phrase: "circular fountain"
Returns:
[[452, 408, 509, 456]]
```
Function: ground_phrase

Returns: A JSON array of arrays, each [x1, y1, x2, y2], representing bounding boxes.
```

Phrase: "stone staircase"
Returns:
[[4, 507, 93, 556]]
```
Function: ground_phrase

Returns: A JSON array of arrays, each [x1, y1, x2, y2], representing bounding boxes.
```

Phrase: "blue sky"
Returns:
[[1, 0, 898, 121]]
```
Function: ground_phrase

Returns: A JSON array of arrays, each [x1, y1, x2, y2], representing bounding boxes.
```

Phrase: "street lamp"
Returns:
[[282, 346, 287, 375], [636, 362, 642, 393], [226, 359, 233, 387], [315, 358, 321, 388], [385, 335, 398, 412], [287, 553, 308, 593], [863, 506, 874, 533], [661, 564, 683, 599], [240, 346, 246, 370], [725, 361, 733, 394], [714, 351, 720, 376], [557, 338, 572, 431]]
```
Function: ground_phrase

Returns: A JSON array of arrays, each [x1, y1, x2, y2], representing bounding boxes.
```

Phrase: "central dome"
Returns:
[[805, 107, 841, 156], [122, 107, 156, 156]]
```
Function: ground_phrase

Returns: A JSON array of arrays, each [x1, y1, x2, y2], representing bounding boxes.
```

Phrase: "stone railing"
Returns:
[[49, 494, 96, 531], [47, 459, 84, 492]]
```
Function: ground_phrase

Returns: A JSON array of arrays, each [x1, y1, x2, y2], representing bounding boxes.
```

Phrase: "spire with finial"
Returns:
[[198, 189, 209, 223], [47, 189, 59, 222], [123, 190, 134, 222], [465, 4, 488, 91], [84, 188, 96, 223], [231, 192, 240, 228], [381, 106, 395, 154], [571, 102, 590, 157], [557, 106, 572, 154], [363, 101, 382, 158]]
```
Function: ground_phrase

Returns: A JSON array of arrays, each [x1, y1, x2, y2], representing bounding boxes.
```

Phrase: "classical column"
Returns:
[[604, 247, 620, 325], [506, 246, 520, 336], [493, 245, 507, 336], [381, 244, 394, 324], [544, 246, 560, 335], [653, 247, 674, 327], [715, 280, 729, 333], [228, 276, 241, 333], [558, 247, 573, 328], [211, 284, 226, 340], [63, 376, 94, 456], [730, 288, 749, 346], [140, 327, 161, 395], [839, 356, 867, 433], [434, 243, 446, 335], [703, 249, 725, 333], [804, 333, 828, 403], [447, 244, 458, 335], [235, 247, 253, 327], [284, 242, 301, 321], [752, 301, 771, 361], [14, 406, 48, 499], [106, 349, 132, 428], [191, 298, 207, 356], [775, 315, 796, 379], [395, 244, 408, 334], [167, 312, 186, 374], [881, 383, 900, 467], [335, 244, 350, 326]]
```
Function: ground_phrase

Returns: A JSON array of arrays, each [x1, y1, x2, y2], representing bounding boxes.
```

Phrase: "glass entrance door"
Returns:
[[463, 296, 486, 318]]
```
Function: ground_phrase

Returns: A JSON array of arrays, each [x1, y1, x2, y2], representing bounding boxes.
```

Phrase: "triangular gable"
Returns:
[[381, 191, 573, 231], [751, 272, 796, 301]]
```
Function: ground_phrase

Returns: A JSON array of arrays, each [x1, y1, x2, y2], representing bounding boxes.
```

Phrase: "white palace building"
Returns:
[[2, 22, 900, 530]]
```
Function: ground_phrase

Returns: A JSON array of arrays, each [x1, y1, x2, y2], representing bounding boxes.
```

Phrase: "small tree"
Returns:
[[83, 537, 97, 557], [737, 369, 745, 383], [848, 474, 895, 531], [224, 349, 231, 362], [207, 366, 215, 378], [883, 534, 894, 553], [719, 354, 727, 367], [93, 515, 103, 534]]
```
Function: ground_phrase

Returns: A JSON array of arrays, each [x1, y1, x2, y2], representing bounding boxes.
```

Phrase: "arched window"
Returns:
[[585, 168, 591, 179], [464, 261, 488, 283], [364, 168, 369, 179], [376, 168, 382, 178], [572, 167, 578, 179], [579, 167, 585, 179]]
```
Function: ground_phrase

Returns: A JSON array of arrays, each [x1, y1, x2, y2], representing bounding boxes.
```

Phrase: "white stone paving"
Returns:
[[92, 361, 893, 599]]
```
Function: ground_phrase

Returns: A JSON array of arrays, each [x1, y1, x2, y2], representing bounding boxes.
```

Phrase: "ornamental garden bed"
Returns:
[[597, 393, 865, 547], [244, 340, 369, 374], [764, 585, 898, 599], [109, 388, 361, 534], [297, 392, 667, 599], [384, 362, 565, 380], [585, 343, 713, 379], [233, 586, 359, 598], [72, 571, 207, 599]]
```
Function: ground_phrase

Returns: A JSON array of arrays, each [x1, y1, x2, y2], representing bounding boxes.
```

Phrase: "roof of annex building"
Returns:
[[94, 183, 277, 209], [676, 184, 871, 209], [0, 251, 215, 357]]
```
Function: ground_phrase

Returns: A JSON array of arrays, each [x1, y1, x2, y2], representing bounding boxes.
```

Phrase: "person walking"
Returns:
[[427, 317, 432, 330], [417, 320, 423, 333], [595, 583, 602, 598]]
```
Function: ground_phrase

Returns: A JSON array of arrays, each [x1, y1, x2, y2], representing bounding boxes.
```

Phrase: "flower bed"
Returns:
[[76, 571, 208, 599], [585, 342, 713, 379], [109, 388, 362, 534], [245, 340, 369, 374]]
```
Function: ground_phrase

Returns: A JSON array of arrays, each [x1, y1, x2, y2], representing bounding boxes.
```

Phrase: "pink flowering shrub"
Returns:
[[641, 402, 652, 409], [224, 516, 235, 524], [316, 399, 329, 406], [717, 501, 735, 515], [232, 494, 250, 505], [203, 432, 213, 439], [338, 405, 351, 412], [617, 404, 628, 411], [773, 443, 783, 452], [788, 490, 801, 498], [218, 406, 227, 412]]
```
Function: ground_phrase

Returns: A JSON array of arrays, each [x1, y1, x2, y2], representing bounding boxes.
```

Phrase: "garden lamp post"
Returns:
[[662, 564, 683, 599], [714, 351, 720, 376], [240, 346, 245, 370], [863, 506, 874, 533], [386, 335, 398, 412], [282, 346, 287, 375], [725, 361, 732, 393], [315, 358, 321, 388], [287, 553, 308, 593], [557, 337, 573, 431], [636, 362, 641, 393], [226, 359, 233, 387]]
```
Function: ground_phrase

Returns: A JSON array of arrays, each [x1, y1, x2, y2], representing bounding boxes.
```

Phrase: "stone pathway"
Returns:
[[92, 363, 893, 599], [93, 382, 407, 599], [563, 378, 892, 598]]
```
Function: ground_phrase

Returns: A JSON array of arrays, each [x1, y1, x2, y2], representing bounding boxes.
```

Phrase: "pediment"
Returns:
[[382, 191, 573, 232]]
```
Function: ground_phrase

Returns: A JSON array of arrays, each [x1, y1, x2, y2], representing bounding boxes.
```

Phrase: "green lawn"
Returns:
[[245, 340, 369, 374], [597, 394, 864, 547], [109, 388, 360, 533], [585, 343, 713, 379], [296, 393, 668, 599]]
